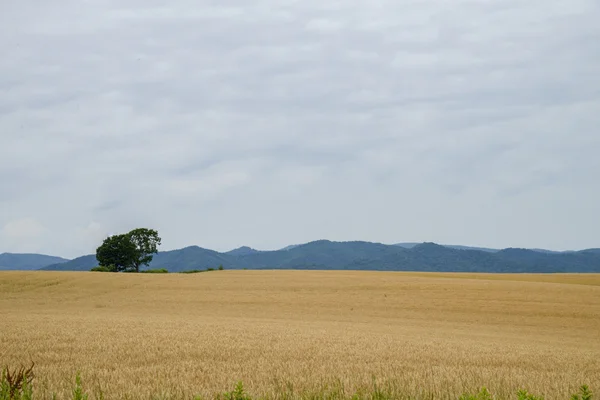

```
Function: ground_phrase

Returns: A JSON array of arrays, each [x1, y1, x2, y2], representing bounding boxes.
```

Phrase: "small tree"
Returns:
[[96, 228, 161, 273]]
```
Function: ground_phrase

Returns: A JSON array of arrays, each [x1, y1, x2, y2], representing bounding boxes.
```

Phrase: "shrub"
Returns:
[[90, 265, 115, 272], [180, 266, 226, 274], [140, 269, 169, 274]]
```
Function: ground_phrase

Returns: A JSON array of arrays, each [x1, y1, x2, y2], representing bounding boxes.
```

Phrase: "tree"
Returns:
[[96, 233, 137, 272], [127, 228, 162, 272], [95, 228, 161, 273]]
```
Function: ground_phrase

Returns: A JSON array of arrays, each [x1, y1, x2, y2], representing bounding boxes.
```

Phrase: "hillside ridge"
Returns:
[[0, 252, 70, 271], [35, 240, 600, 273]]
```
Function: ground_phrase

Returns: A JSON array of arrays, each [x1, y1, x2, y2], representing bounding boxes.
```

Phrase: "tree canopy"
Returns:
[[96, 228, 161, 272]]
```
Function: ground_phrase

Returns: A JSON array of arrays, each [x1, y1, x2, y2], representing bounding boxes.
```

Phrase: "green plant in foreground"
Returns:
[[1, 364, 596, 400], [571, 385, 593, 400], [1, 364, 34, 400], [369, 377, 389, 400], [219, 382, 251, 400], [517, 389, 543, 400], [71, 373, 88, 400], [459, 387, 493, 400]]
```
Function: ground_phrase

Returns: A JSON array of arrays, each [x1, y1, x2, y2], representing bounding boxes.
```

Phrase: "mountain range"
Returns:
[[1, 241, 597, 273], [0, 253, 69, 271]]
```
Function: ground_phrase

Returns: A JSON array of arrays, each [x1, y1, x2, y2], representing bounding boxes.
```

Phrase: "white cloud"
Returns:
[[306, 19, 344, 32], [0, 0, 599, 257], [2, 218, 46, 239]]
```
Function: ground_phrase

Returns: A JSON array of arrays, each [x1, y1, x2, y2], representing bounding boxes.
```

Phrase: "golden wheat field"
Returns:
[[1, 271, 600, 399]]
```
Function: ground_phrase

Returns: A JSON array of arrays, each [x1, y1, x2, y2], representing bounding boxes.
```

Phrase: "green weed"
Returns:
[[0, 364, 595, 400]]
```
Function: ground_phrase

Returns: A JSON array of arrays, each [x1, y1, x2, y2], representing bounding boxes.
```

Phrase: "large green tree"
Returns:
[[127, 228, 162, 272], [96, 228, 161, 272]]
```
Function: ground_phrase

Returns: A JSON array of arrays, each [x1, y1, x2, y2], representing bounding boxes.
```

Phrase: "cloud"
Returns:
[[2, 218, 46, 239], [0, 0, 599, 257]]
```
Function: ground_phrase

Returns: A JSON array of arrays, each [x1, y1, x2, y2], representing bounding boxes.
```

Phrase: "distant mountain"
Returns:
[[232, 240, 406, 270], [395, 243, 576, 254], [443, 245, 499, 253], [279, 244, 300, 251], [41, 254, 98, 271], [226, 246, 260, 256], [529, 248, 572, 254], [496, 248, 600, 272], [582, 248, 600, 254], [39, 240, 600, 273], [150, 246, 232, 271], [0, 253, 69, 270], [394, 242, 420, 249], [395, 243, 499, 252], [404, 243, 516, 271]]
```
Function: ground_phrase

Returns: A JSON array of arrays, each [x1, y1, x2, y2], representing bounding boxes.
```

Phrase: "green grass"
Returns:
[[90, 266, 113, 272], [179, 266, 224, 274], [140, 269, 169, 274]]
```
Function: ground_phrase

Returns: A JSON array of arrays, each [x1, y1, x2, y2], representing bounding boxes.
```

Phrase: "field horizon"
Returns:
[[1, 270, 599, 399]]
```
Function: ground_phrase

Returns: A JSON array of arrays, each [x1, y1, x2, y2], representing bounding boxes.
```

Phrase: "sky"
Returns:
[[1, 0, 599, 258]]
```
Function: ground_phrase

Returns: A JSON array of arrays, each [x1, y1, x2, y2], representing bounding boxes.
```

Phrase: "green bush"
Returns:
[[140, 269, 169, 274], [180, 266, 226, 274], [90, 265, 115, 272]]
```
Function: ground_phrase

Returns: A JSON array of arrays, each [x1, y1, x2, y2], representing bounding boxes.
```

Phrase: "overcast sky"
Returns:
[[1, 0, 599, 258]]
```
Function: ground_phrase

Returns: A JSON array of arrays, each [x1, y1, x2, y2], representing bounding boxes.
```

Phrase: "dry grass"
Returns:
[[1, 271, 599, 399]]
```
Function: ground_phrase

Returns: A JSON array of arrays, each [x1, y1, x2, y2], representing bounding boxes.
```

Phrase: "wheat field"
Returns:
[[1, 271, 599, 399]]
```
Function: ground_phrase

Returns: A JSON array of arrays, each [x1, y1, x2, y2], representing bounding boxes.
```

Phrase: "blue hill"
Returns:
[[39, 241, 600, 273]]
